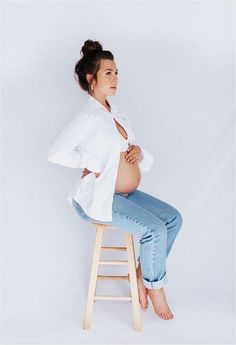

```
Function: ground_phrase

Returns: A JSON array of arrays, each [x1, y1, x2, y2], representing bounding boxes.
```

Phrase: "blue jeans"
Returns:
[[72, 189, 183, 289]]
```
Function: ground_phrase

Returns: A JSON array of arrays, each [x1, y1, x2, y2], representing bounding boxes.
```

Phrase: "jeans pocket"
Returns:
[[72, 199, 91, 222]]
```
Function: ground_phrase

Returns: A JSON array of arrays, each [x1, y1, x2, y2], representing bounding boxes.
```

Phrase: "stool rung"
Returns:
[[99, 259, 128, 265], [94, 295, 132, 301], [101, 246, 127, 251], [97, 275, 128, 280]]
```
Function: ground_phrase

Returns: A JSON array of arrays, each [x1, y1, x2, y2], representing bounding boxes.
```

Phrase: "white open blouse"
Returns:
[[47, 94, 154, 222]]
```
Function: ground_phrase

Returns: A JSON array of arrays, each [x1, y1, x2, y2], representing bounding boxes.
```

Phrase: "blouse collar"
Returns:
[[86, 93, 117, 115]]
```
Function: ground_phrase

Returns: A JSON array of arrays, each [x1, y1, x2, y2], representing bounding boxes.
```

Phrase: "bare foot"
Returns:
[[148, 288, 174, 320], [127, 264, 148, 311]]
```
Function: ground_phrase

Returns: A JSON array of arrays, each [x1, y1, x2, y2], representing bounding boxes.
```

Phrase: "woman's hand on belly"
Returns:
[[125, 145, 142, 164], [115, 152, 141, 193]]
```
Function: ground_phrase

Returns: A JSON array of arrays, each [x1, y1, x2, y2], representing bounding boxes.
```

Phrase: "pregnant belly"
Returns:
[[115, 151, 141, 194]]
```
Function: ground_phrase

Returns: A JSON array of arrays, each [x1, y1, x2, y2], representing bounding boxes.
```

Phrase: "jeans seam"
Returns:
[[151, 234, 156, 282], [151, 232, 159, 283], [112, 210, 152, 232]]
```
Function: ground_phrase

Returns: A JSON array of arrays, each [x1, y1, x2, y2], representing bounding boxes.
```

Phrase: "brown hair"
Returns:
[[74, 39, 114, 92]]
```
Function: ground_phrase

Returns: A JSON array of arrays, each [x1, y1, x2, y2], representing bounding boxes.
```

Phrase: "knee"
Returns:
[[175, 210, 183, 231], [140, 223, 167, 244]]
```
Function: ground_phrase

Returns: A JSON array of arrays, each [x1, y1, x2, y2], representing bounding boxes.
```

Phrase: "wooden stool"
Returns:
[[83, 222, 142, 331]]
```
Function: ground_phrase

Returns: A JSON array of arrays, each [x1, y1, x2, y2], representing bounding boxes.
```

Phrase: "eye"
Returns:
[[106, 71, 119, 75]]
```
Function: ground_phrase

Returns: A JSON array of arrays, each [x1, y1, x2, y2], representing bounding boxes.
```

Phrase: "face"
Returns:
[[87, 59, 119, 97]]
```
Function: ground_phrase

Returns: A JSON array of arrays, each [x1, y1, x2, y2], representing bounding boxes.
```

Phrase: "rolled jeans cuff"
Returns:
[[142, 272, 168, 289], [136, 255, 168, 289]]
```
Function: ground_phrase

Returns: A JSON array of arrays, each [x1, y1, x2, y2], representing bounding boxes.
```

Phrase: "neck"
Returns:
[[89, 92, 111, 112]]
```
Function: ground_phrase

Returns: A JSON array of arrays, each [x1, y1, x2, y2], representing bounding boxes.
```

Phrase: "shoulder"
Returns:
[[72, 109, 97, 125], [79, 103, 104, 121]]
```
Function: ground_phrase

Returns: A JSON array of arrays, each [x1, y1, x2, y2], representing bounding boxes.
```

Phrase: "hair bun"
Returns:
[[81, 39, 103, 56]]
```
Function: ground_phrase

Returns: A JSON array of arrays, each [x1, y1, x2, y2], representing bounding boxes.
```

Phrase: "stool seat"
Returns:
[[83, 222, 142, 331]]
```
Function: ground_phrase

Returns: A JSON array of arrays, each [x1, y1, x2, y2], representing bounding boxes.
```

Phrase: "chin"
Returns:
[[109, 89, 117, 94]]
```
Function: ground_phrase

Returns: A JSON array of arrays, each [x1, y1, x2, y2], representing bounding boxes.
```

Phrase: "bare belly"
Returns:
[[115, 151, 141, 194]]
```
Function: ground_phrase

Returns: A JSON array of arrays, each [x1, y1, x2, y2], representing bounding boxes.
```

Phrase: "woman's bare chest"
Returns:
[[113, 118, 128, 140]]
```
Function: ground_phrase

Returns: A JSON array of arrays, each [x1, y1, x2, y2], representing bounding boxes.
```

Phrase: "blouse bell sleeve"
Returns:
[[47, 113, 100, 172], [138, 145, 154, 172]]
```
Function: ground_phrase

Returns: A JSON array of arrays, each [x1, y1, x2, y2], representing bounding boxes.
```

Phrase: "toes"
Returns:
[[165, 311, 174, 320], [167, 310, 174, 319], [140, 304, 147, 311], [155, 312, 160, 318], [155, 311, 163, 319], [139, 299, 148, 311], [156, 311, 174, 320], [162, 313, 168, 320], [160, 313, 165, 319]]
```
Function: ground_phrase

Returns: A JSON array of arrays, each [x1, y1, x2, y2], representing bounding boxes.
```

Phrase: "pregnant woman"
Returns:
[[48, 39, 183, 321]]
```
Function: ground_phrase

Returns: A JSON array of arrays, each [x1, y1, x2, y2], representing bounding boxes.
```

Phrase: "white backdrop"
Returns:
[[2, 1, 235, 344]]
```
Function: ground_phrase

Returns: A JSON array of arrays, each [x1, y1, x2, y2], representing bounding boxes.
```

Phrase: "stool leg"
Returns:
[[124, 232, 142, 332], [83, 224, 104, 330]]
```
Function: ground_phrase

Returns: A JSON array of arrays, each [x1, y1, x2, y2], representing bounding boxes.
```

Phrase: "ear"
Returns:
[[86, 73, 93, 84]]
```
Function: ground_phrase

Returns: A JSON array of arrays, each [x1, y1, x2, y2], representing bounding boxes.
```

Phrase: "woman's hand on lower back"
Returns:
[[81, 168, 100, 178]]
